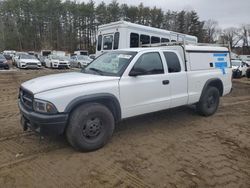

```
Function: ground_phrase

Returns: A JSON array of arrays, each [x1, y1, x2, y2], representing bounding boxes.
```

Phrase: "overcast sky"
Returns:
[[77, 0, 250, 28]]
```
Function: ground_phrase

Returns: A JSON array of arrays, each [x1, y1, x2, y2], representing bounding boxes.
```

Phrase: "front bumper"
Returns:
[[18, 101, 68, 136], [52, 62, 70, 69], [20, 63, 42, 69]]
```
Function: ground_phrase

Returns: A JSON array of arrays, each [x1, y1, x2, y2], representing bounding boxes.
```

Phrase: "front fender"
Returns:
[[64, 93, 121, 121]]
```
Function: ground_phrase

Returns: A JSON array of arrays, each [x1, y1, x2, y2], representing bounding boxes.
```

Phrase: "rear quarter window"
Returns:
[[163, 52, 181, 73]]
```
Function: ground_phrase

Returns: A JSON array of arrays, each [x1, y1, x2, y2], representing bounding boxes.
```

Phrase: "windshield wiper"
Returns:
[[89, 68, 104, 75]]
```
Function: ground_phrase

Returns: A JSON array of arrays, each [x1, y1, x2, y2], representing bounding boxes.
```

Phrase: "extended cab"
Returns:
[[18, 45, 232, 151]]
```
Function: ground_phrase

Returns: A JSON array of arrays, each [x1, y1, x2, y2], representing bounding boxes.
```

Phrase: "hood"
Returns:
[[21, 72, 119, 94], [0, 59, 7, 63], [79, 59, 92, 64], [232, 65, 240, 70], [53, 59, 69, 63], [20, 59, 40, 63]]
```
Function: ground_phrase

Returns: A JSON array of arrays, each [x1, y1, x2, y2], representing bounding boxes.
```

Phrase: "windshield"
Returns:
[[232, 60, 241, 66], [51, 55, 69, 61], [20, 54, 37, 59], [83, 51, 137, 76], [78, 55, 90, 60], [0, 54, 6, 60]]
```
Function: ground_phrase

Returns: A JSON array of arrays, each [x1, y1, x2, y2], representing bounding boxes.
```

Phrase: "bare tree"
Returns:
[[239, 24, 250, 54], [204, 19, 219, 43], [220, 27, 241, 48]]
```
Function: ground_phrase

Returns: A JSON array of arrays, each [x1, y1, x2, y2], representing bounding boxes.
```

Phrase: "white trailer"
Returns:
[[96, 21, 198, 56], [52, 50, 66, 57]]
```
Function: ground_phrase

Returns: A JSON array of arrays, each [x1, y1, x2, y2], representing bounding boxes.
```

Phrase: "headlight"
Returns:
[[33, 99, 58, 114]]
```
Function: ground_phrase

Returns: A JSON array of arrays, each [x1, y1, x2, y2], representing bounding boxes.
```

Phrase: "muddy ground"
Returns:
[[0, 69, 249, 188]]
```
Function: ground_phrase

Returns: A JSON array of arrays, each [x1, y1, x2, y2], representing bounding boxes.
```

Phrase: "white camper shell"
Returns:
[[96, 21, 198, 56]]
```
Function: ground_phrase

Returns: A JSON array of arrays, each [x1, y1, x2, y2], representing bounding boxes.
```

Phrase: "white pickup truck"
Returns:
[[18, 44, 232, 151]]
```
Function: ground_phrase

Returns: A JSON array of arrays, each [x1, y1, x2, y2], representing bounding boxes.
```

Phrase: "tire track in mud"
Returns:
[[0, 145, 151, 188], [221, 98, 250, 107], [0, 134, 68, 170], [95, 158, 152, 188]]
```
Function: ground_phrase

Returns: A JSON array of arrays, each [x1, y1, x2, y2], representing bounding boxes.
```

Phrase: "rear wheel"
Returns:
[[196, 86, 220, 116], [78, 62, 82, 68], [66, 103, 115, 151]]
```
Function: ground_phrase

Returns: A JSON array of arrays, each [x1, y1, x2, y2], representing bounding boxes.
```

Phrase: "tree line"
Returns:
[[0, 0, 249, 54]]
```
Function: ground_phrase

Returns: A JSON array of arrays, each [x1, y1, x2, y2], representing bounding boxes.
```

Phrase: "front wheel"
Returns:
[[66, 103, 115, 151], [196, 86, 220, 116]]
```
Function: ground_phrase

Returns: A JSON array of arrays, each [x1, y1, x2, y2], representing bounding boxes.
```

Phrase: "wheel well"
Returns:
[[65, 95, 121, 122], [92, 98, 121, 122], [207, 79, 223, 96]]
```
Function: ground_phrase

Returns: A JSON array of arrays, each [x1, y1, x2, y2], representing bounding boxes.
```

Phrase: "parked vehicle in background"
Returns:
[[96, 21, 198, 56], [45, 54, 70, 69], [52, 51, 66, 57], [89, 54, 96, 60], [231, 59, 248, 78], [74, 50, 88, 56], [246, 68, 250, 78], [70, 55, 92, 68], [18, 44, 232, 151], [239, 55, 250, 65], [16, 54, 42, 69], [41, 50, 52, 57], [12, 52, 29, 66], [0, 54, 10, 70], [39, 50, 52, 66], [3, 50, 16, 60], [38, 55, 46, 66], [28, 51, 35, 56]]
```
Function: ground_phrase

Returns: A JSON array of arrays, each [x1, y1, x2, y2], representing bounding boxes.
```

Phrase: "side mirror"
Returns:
[[129, 68, 145, 77]]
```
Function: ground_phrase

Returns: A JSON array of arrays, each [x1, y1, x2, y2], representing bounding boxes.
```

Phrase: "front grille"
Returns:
[[59, 62, 67, 65], [27, 63, 38, 66], [20, 88, 33, 110]]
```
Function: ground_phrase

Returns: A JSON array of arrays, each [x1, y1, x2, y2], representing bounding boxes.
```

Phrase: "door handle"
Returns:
[[162, 80, 170, 85]]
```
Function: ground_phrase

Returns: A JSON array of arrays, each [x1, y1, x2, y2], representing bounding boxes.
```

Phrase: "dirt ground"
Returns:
[[0, 69, 249, 188]]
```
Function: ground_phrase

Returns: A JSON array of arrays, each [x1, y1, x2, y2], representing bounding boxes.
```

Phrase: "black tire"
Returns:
[[78, 63, 82, 68], [246, 69, 250, 78], [66, 103, 115, 151], [4, 65, 9, 70], [232, 70, 242, 78], [196, 86, 220, 116]]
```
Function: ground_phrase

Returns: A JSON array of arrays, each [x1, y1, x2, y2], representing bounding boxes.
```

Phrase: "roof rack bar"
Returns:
[[141, 42, 230, 48]]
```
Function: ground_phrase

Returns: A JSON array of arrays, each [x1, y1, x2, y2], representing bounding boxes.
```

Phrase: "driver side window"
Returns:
[[131, 52, 164, 75]]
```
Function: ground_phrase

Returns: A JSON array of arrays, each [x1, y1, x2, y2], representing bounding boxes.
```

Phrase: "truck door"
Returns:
[[162, 51, 188, 108], [119, 51, 171, 118]]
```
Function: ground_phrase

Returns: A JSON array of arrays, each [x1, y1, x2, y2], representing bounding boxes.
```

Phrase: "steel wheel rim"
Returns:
[[82, 117, 102, 139]]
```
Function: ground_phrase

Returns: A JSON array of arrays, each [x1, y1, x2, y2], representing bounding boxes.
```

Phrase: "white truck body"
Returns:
[[19, 44, 232, 151], [96, 21, 198, 56], [22, 45, 231, 117]]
